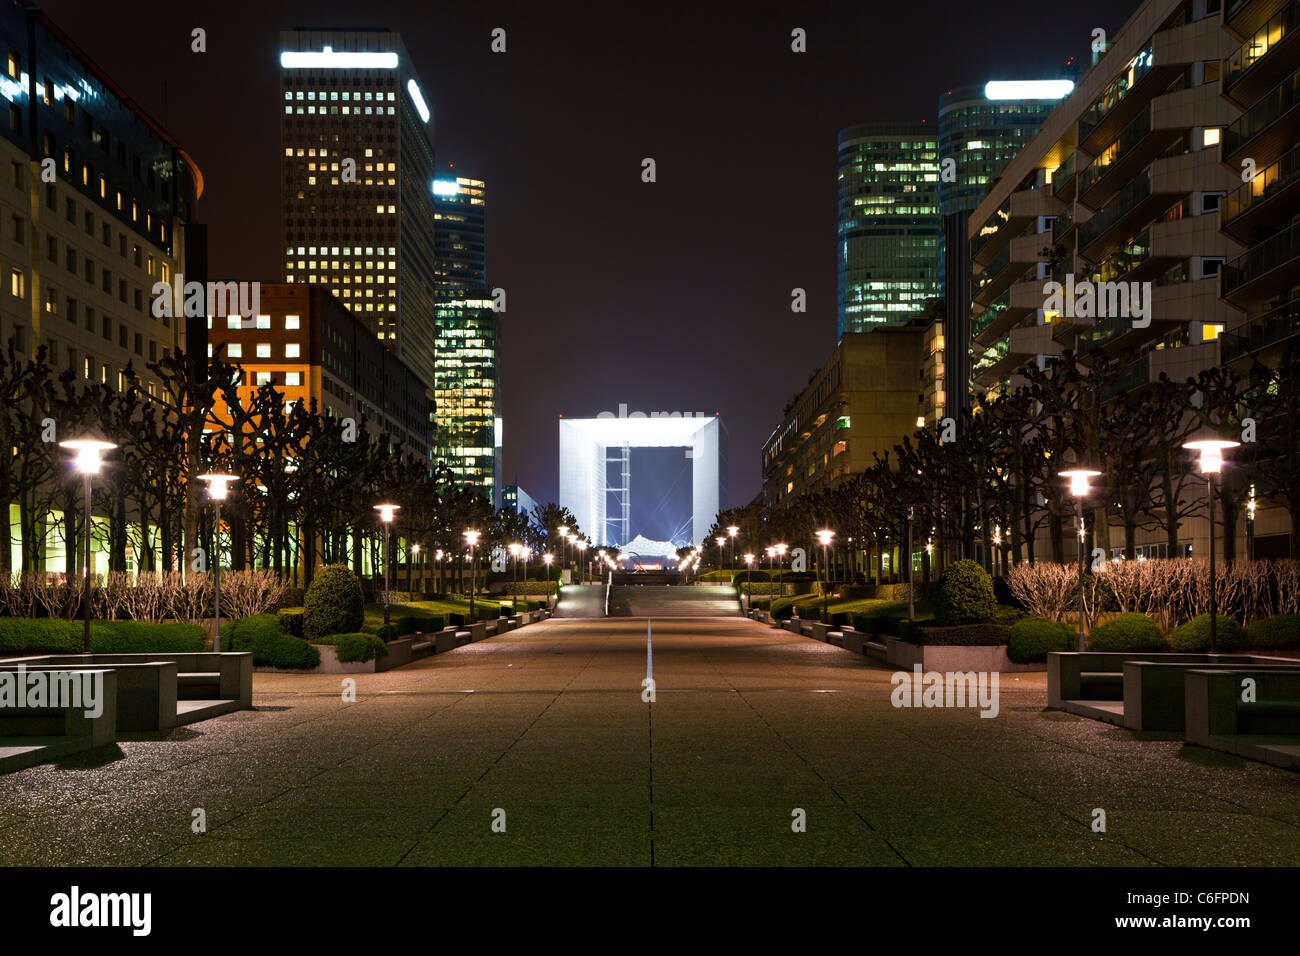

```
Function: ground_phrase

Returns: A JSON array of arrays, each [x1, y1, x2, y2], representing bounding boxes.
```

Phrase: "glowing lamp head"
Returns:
[[508, 543, 521, 557], [1059, 469, 1101, 497], [435, 549, 444, 561], [543, 553, 553, 565], [412, 544, 420, 555], [1183, 438, 1239, 474], [775, 543, 788, 556], [716, 537, 726, 548], [765, 547, 775, 558], [374, 503, 400, 523], [726, 526, 739, 537], [198, 473, 239, 501], [558, 525, 569, 537], [463, 529, 480, 547], [575, 540, 587, 552], [744, 553, 755, 565], [816, 529, 835, 546], [60, 438, 117, 475]]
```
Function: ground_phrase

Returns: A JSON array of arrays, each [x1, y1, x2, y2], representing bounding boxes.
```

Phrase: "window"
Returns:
[[1202, 323, 1224, 341], [43, 288, 56, 313], [101, 315, 111, 339], [6, 51, 18, 79], [256, 315, 270, 329], [118, 326, 126, 348], [134, 332, 142, 355], [255, 371, 271, 385], [9, 161, 20, 188], [9, 104, 21, 135], [226, 315, 241, 330], [228, 343, 242, 358], [66, 248, 75, 271], [256, 344, 271, 357], [10, 268, 23, 297], [46, 235, 57, 261], [1198, 256, 1225, 279], [285, 343, 300, 358], [285, 315, 300, 329], [10, 214, 21, 242], [1198, 192, 1225, 214], [1201, 127, 1221, 147], [66, 297, 77, 323], [285, 372, 302, 386]]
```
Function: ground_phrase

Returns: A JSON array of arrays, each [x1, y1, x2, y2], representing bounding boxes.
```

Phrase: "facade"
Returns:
[[431, 171, 498, 499], [0, 0, 200, 397], [278, 29, 440, 390], [501, 483, 540, 528], [937, 82, 1066, 278], [761, 327, 928, 507], [206, 283, 431, 457], [836, 123, 940, 336]]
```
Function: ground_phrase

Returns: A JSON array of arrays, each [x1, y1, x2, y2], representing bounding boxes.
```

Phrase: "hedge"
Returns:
[[1168, 614, 1248, 652], [1007, 617, 1074, 663], [0, 618, 205, 655], [277, 608, 305, 637], [221, 614, 319, 669], [1245, 614, 1300, 650], [903, 623, 1011, 646], [1088, 613, 1168, 653], [312, 632, 389, 663]]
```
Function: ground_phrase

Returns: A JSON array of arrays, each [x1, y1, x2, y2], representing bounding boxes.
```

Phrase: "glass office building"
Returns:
[[836, 123, 940, 336]]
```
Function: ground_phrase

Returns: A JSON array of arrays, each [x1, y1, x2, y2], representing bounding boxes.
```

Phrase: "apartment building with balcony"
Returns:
[[970, 0, 1242, 405]]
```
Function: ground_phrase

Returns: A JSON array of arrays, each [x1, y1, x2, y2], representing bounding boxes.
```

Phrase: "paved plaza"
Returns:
[[2, 616, 1299, 867]]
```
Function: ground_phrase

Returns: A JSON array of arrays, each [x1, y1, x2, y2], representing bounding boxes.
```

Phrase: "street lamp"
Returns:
[[558, 525, 569, 582], [198, 473, 238, 651], [727, 525, 740, 570], [906, 506, 915, 622], [543, 553, 554, 606], [743, 553, 755, 608], [575, 539, 587, 584], [775, 542, 788, 611], [715, 536, 727, 572], [435, 548, 444, 596], [1060, 469, 1100, 652], [374, 504, 400, 633], [410, 543, 420, 594], [1183, 438, 1240, 652], [59, 438, 116, 652], [463, 529, 480, 620], [508, 543, 522, 609], [816, 529, 835, 622]]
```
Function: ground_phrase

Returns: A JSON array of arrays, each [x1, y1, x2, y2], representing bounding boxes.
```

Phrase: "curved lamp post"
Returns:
[[198, 473, 238, 651], [1060, 469, 1101, 652], [1183, 438, 1240, 652], [727, 525, 740, 570], [374, 504, 400, 633], [60, 438, 116, 652]]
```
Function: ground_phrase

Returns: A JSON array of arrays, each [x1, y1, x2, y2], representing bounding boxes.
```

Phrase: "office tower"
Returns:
[[836, 122, 939, 337], [431, 171, 498, 500], [0, 1, 200, 397], [278, 29, 440, 389]]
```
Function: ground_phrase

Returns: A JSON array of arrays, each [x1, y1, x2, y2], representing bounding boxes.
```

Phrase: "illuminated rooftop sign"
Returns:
[[407, 79, 430, 123], [280, 47, 399, 69], [432, 179, 459, 196], [984, 80, 1074, 100]]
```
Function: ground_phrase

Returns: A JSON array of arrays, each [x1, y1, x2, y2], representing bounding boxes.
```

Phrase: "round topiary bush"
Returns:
[[933, 559, 996, 626], [303, 564, 364, 639], [1088, 612, 1168, 652], [1007, 617, 1075, 663], [1168, 614, 1247, 652], [1246, 613, 1300, 650]]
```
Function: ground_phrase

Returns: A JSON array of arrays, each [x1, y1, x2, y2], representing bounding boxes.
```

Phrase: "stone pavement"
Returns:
[[1, 616, 1298, 866]]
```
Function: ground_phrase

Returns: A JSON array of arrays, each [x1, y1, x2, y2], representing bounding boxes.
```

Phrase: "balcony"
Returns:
[[971, 196, 1013, 267], [1102, 354, 1151, 401], [1221, 142, 1300, 241], [1225, 0, 1300, 105], [1219, 296, 1300, 363], [1077, 169, 1180, 259], [1227, 0, 1288, 38], [1008, 319, 1062, 358], [972, 246, 1012, 306], [1223, 66, 1300, 168], [1079, 42, 1182, 154], [1221, 218, 1300, 302], [1078, 107, 1182, 211], [1052, 152, 1077, 200]]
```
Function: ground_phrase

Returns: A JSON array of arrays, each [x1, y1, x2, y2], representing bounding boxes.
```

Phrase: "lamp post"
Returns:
[[727, 525, 739, 570], [60, 438, 116, 652], [1246, 484, 1256, 562], [575, 539, 587, 584], [463, 529, 480, 620], [906, 506, 915, 623], [508, 543, 522, 609], [557, 525, 569, 584], [743, 553, 754, 608], [410, 543, 420, 594], [1060, 469, 1100, 652], [775, 542, 788, 610], [198, 473, 238, 651], [543, 553, 554, 606], [816, 529, 835, 623], [435, 548, 444, 596], [765, 546, 776, 611], [374, 504, 400, 633], [1183, 438, 1240, 652], [715, 536, 727, 573]]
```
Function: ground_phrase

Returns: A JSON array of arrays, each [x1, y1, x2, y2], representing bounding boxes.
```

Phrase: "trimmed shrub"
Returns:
[[222, 614, 319, 669], [1168, 614, 1248, 652], [277, 608, 305, 637], [933, 559, 996, 626], [303, 564, 364, 639], [1088, 613, 1168, 653], [1245, 614, 1300, 650], [0, 618, 205, 655], [772, 593, 818, 620], [906, 623, 1010, 646], [315, 632, 389, 663], [1007, 617, 1074, 663]]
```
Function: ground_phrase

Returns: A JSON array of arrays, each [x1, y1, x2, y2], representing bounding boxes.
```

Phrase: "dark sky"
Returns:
[[41, 0, 1138, 508]]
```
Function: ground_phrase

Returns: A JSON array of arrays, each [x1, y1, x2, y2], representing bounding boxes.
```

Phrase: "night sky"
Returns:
[[41, 0, 1137, 508]]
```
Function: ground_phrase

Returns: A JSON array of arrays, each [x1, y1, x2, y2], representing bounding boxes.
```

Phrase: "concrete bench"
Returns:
[[435, 629, 458, 653], [1049, 652, 1259, 710], [809, 622, 831, 643], [19, 661, 177, 731], [1185, 668, 1300, 770], [0, 666, 117, 774], [840, 629, 865, 654], [1124, 659, 1300, 731]]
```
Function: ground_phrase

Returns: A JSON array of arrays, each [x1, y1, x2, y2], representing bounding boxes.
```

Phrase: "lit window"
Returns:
[[256, 344, 271, 358], [1202, 127, 1221, 146], [1202, 323, 1223, 341], [228, 343, 242, 358], [256, 315, 270, 329], [285, 315, 300, 329], [285, 343, 300, 358], [227, 315, 241, 330], [256, 372, 271, 385], [285, 371, 301, 386]]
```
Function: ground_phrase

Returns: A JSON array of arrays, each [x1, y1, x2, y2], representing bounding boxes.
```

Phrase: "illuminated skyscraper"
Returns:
[[431, 171, 497, 499], [278, 29, 440, 389], [836, 123, 940, 336]]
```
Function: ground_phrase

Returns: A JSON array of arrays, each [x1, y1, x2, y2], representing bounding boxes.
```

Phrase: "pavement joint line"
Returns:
[[694, 637, 913, 866]]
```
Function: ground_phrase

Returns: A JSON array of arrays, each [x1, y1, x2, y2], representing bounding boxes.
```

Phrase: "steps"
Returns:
[[609, 584, 741, 618]]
